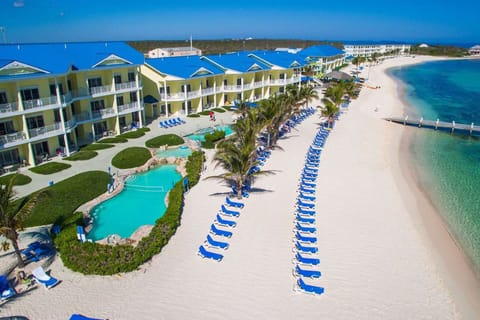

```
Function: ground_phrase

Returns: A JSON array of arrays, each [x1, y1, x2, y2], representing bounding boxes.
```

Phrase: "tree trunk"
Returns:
[[11, 236, 25, 268], [237, 179, 243, 200]]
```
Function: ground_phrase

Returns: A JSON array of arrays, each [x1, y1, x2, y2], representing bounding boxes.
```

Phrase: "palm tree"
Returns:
[[321, 98, 339, 128], [0, 175, 47, 268], [233, 100, 250, 119], [300, 86, 319, 109], [352, 56, 366, 71]]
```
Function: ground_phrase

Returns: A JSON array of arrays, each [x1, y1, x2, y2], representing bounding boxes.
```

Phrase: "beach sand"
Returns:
[[2, 56, 480, 319]]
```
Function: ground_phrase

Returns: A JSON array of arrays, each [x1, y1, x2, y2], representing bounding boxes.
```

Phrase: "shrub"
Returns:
[[212, 107, 225, 113], [0, 173, 32, 186], [53, 152, 204, 275], [145, 134, 184, 148], [222, 106, 231, 111], [201, 130, 225, 148], [97, 137, 128, 143], [201, 140, 215, 149], [111, 147, 151, 169], [187, 114, 200, 118], [82, 144, 114, 151], [64, 151, 98, 161], [29, 162, 71, 175], [198, 110, 210, 116], [24, 171, 111, 227], [118, 130, 146, 139]]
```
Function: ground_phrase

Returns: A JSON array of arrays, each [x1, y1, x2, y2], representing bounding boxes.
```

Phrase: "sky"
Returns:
[[0, 0, 479, 44]]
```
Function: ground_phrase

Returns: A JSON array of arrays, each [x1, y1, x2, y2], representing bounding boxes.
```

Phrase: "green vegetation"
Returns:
[[145, 134, 184, 148], [53, 153, 204, 275], [187, 114, 200, 118], [81, 144, 115, 151], [201, 130, 226, 149], [0, 173, 32, 186], [212, 108, 225, 113], [64, 151, 98, 161], [410, 45, 468, 57], [24, 171, 110, 227], [111, 147, 151, 169], [198, 110, 211, 116], [118, 130, 145, 139], [97, 137, 128, 143], [128, 39, 343, 55], [29, 162, 71, 175], [222, 106, 231, 111]]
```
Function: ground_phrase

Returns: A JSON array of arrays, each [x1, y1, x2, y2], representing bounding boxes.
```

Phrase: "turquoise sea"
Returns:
[[391, 59, 480, 275]]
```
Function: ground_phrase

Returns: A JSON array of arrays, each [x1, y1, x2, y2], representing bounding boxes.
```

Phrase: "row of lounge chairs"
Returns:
[[22, 241, 54, 262], [293, 125, 331, 296], [159, 117, 186, 128], [198, 197, 245, 262]]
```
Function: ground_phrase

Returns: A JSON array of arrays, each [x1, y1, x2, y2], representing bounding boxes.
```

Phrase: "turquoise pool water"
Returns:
[[155, 146, 192, 158], [87, 164, 182, 241], [185, 125, 234, 142]]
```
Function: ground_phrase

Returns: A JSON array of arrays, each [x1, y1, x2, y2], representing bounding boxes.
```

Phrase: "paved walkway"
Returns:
[[13, 111, 237, 198]]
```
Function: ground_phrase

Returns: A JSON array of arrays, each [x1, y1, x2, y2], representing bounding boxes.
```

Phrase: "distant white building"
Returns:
[[419, 43, 429, 48], [468, 45, 480, 56], [275, 47, 302, 54], [147, 47, 202, 58], [343, 42, 411, 57]]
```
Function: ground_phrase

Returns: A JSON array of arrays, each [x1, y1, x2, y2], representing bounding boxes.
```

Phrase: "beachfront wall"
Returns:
[[0, 42, 144, 170]]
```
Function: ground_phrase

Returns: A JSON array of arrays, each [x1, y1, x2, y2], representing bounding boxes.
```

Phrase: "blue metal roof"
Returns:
[[249, 50, 305, 69], [298, 45, 345, 59], [0, 42, 144, 80], [146, 56, 225, 79], [202, 52, 271, 73]]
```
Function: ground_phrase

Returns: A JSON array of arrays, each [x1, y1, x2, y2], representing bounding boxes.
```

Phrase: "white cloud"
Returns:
[[13, 0, 25, 7]]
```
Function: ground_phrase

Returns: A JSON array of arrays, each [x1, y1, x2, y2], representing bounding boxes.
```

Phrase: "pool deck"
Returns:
[[12, 112, 236, 199]]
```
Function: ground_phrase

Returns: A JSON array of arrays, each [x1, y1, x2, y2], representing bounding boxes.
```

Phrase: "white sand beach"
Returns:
[[2, 56, 480, 319]]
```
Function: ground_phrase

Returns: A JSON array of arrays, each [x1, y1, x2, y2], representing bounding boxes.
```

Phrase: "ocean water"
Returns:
[[391, 59, 480, 275]]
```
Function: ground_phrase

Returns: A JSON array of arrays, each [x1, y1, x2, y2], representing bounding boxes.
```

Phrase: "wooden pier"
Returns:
[[385, 116, 480, 136]]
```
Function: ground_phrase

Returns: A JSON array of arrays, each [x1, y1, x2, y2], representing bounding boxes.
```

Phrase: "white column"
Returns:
[[183, 83, 188, 115], [213, 81, 217, 107]]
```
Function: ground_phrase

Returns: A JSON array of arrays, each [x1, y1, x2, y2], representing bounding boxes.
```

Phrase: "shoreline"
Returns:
[[382, 58, 480, 317]]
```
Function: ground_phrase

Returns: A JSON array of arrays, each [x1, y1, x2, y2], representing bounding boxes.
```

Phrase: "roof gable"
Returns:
[[0, 60, 49, 77], [92, 54, 133, 68]]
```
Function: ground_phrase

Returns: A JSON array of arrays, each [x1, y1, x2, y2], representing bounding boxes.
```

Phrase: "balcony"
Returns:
[[243, 83, 253, 90], [115, 81, 138, 92], [89, 84, 114, 97], [64, 118, 77, 131], [224, 85, 242, 92], [201, 87, 215, 96], [92, 108, 116, 120], [118, 102, 141, 114], [253, 81, 263, 89], [160, 92, 185, 101], [74, 112, 92, 123], [29, 122, 62, 139], [0, 132, 27, 146], [187, 91, 200, 99], [23, 96, 59, 110], [0, 102, 19, 115]]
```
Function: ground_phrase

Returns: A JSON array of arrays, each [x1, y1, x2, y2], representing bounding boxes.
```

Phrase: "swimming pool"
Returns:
[[155, 146, 192, 158], [185, 125, 234, 142], [87, 164, 182, 241]]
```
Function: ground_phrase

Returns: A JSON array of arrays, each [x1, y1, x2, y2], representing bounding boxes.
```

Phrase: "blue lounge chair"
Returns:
[[32, 266, 60, 289], [210, 224, 233, 238], [198, 245, 223, 262], [301, 174, 316, 182], [221, 204, 240, 217], [297, 199, 315, 209], [297, 207, 315, 216], [300, 180, 316, 188], [0, 275, 15, 301], [205, 234, 229, 250], [304, 165, 318, 172], [296, 214, 315, 224], [215, 214, 236, 228], [22, 248, 39, 262], [70, 314, 106, 320], [299, 185, 315, 194], [296, 231, 317, 244], [295, 222, 316, 234], [295, 252, 320, 266], [225, 197, 244, 208], [295, 241, 318, 254], [294, 265, 322, 278], [296, 277, 324, 295], [299, 192, 316, 202]]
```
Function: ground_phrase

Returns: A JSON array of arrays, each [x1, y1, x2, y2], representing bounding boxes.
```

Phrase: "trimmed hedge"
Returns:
[[29, 162, 71, 175], [212, 107, 226, 113], [64, 151, 98, 161], [82, 144, 114, 151], [24, 171, 111, 227], [97, 137, 128, 143], [0, 173, 32, 186], [111, 147, 151, 169], [198, 110, 210, 116], [222, 106, 231, 111], [201, 130, 226, 149], [187, 114, 200, 118], [53, 150, 205, 275], [145, 134, 184, 148], [118, 130, 145, 139]]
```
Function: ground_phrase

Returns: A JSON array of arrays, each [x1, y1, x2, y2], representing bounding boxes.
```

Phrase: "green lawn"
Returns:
[[81, 144, 115, 151], [24, 171, 111, 227], [145, 134, 184, 148], [212, 107, 226, 113], [29, 162, 71, 175], [187, 114, 200, 118], [118, 130, 145, 139], [97, 137, 128, 143], [0, 173, 32, 186], [111, 147, 151, 169], [63, 151, 98, 161]]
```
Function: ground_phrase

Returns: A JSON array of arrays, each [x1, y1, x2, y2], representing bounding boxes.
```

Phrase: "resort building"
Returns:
[[468, 45, 480, 56], [0, 42, 144, 170], [141, 45, 344, 118], [147, 47, 202, 58], [343, 42, 411, 57]]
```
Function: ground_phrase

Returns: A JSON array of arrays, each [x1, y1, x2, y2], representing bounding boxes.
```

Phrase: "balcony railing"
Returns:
[[29, 122, 62, 138], [23, 96, 58, 110], [160, 92, 184, 101], [0, 132, 27, 145], [0, 102, 19, 114], [253, 81, 263, 89], [92, 108, 116, 120], [89, 84, 114, 97], [201, 87, 215, 96], [224, 85, 242, 91], [243, 83, 253, 90], [64, 118, 77, 130], [118, 102, 140, 113], [187, 91, 200, 99], [74, 112, 92, 122], [115, 81, 137, 92]]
